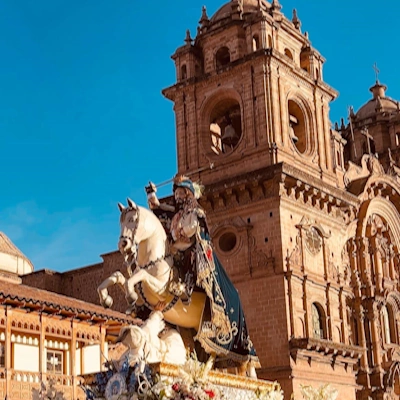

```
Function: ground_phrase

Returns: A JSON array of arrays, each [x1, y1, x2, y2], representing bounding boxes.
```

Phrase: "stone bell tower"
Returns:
[[163, 0, 345, 188], [163, 1, 362, 399]]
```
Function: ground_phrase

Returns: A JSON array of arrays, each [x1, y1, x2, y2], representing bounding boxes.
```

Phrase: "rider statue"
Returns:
[[145, 175, 260, 371]]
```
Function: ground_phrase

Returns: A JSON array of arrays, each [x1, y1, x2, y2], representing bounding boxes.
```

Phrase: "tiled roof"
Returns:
[[0, 280, 137, 324]]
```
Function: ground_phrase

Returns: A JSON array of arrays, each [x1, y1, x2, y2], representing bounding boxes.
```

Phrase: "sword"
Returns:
[[151, 162, 215, 189]]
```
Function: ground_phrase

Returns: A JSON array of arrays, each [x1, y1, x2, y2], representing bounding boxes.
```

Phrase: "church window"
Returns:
[[216, 47, 230, 69], [288, 100, 307, 153], [396, 132, 400, 147], [252, 35, 260, 51], [300, 48, 310, 73], [209, 99, 242, 155], [268, 35, 272, 48], [181, 64, 187, 80], [219, 232, 237, 253], [311, 303, 326, 339], [284, 48, 294, 61], [46, 349, 63, 374]]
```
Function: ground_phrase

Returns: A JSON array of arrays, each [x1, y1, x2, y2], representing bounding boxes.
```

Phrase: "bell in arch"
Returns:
[[221, 115, 239, 147]]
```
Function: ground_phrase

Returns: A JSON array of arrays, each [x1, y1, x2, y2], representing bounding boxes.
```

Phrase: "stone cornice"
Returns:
[[200, 163, 359, 220], [289, 338, 364, 364], [163, 49, 337, 101]]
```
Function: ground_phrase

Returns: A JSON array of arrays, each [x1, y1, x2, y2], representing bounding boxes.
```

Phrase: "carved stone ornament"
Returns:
[[288, 232, 302, 268], [387, 148, 400, 182], [344, 154, 385, 187], [305, 226, 322, 255], [341, 247, 351, 284], [296, 216, 330, 256]]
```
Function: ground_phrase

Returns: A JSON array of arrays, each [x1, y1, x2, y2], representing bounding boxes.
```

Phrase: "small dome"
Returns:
[[210, 0, 270, 23], [0, 232, 34, 275], [356, 81, 398, 119]]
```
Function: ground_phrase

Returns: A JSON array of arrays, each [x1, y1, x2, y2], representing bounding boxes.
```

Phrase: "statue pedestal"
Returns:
[[154, 363, 282, 399], [81, 362, 283, 400]]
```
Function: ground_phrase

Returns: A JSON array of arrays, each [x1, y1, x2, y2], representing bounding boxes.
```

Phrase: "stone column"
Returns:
[[369, 304, 382, 370], [313, 89, 326, 171], [5, 307, 12, 399], [71, 320, 77, 400], [39, 313, 46, 381], [100, 325, 106, 371], [373, 249, 383, 292]]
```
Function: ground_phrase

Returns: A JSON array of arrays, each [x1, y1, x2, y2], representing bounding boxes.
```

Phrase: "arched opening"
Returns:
[[284, 48, 294, 61], [333, 326, 342, 343], [311, 303, 326, 339], [315, 68, 320, 80], [181, 64, 187, 80], [300, 48, 310, 73], [268, 35, 272, 48], [288, 100, 307, 153], [209, 98, 242, 155], [216, 47, 230, 69], [396, 132, 400, 147], [252, 34, 260, 51]]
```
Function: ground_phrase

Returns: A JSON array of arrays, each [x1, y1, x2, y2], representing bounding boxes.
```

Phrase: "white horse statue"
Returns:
[[115, 311, 187, 366], [97, 198, 206, 329]]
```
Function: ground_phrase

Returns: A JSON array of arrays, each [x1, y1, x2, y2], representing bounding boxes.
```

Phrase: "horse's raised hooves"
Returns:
[[100, 295, 113, 309], [125, 304, 137, 316]]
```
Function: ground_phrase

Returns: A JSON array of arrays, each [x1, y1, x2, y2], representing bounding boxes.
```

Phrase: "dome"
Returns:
[[0, 232, 34, 275], [356, 81, 398, 119], [210, 0, 271, 23]]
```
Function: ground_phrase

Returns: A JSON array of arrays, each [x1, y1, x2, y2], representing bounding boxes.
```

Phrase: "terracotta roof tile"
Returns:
[[0, 280, 137, 324]]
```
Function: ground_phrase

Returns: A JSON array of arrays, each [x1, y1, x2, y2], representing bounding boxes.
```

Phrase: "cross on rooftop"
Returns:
[[361, 127, 374, 154], [373, 62, 380, 82]]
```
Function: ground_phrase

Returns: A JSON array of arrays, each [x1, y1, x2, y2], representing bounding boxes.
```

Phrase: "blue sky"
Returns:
[[0, 0, 398, 272]]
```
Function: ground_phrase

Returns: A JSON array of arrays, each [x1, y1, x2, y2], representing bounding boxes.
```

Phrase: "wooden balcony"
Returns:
[[0, 369, 80, 399]]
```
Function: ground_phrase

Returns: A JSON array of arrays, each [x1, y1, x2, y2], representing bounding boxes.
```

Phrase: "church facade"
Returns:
[[159, 0, 400, 398], [19, 1, 400, 399]]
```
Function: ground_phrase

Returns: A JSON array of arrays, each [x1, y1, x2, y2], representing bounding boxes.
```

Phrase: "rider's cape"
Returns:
[[153, 205, 260, 368], [194, 227, 260, 369]]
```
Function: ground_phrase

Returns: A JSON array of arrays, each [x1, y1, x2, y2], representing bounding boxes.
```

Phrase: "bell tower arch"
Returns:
[[162, 0, 341, 187]]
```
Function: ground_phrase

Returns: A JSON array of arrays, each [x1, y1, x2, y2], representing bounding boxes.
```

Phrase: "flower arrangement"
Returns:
[[299, 384, 338, 400], [82, 352, 285, 400], [144, 352, 221, 400]]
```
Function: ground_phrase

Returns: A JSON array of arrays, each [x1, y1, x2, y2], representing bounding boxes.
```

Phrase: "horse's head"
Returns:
[[116, 325, 146, 350], [118, 198, 140, 258]]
